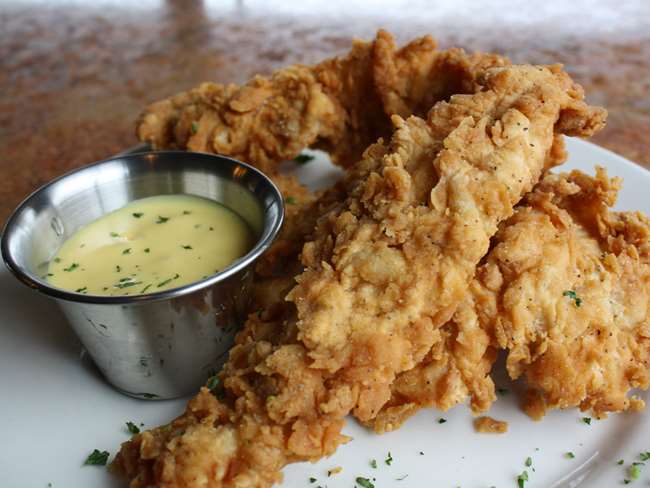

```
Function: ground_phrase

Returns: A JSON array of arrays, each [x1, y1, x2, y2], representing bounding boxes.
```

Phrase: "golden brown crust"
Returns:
[[136, 30, 510, 174], [474, 416, 509, 434], [113, 63, 605, 488]]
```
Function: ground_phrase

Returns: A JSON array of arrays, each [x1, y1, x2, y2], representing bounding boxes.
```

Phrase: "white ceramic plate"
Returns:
[[2, 138, 650, 488]]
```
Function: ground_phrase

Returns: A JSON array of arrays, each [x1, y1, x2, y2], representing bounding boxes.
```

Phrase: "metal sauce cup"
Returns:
[[1, 151, 283, 399]]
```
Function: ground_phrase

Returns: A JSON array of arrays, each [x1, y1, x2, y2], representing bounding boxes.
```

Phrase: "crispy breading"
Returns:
[[494, 168, 650, 419], [112, 63, 605, 488], [371, 168, 650, 433], [136, 30, 508, 173]]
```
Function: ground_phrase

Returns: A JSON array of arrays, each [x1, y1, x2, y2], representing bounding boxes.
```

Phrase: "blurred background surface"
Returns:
[[1, 0, 649, 223]]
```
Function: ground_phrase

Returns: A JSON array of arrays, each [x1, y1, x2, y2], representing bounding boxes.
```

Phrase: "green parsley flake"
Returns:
[[385, 451, 393, 465], [84, 449, 110, 466], [144, 248, 150, 253], [640, 452, 650, 461], [110, 232, 119, 237], [156, 274, 180, 288], [140, 284, 152, 294], [396, 474, 408, 481], [142, 393, 158, 399], [438, 418, 447, 424], [563, 290, 582, 307], [356, 477, 374, 488], [75, 286, 87, 293], [191, 122, 199, 134], [309, 477, 316, 483], [156, 216, 169, 224], [115, 265, 121, 272], [206, 376, 220, 391], [114, 279, 142, 289], [517, 470, 529, 488], [582, 417, 592, 425], [126, 421, 140, 434], [63, 263, 79, 272], [525, 456, 532, 467], [285, 196, 296, 205], [294, 153, 314, 165], [566, 452, 575, 459], [122, 248, 131, 255], [618, 459, 625, 465], [181, 245, 193, 250], [53, 257, 61, 263], [183, 210, 191, 215], [630, 463, 642, 480], [132, 212, 143, 218], [370, 459, 377, 469]]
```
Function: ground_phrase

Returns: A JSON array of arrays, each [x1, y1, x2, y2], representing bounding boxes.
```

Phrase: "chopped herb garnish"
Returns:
[[144, 248, 150, 253], [115, 265, 121, 272], [75, 286, 87, 293], [114, 278, 142, 289], [419, 451, 424, 455], [285, 196, 296, 205], [294, 153, 314, 165], [191, 121, 199, 134], [110, 232, 119, 237], [206, 376, 220, 391], [183, 210, 191, 215], [63, 263, 79, 272], [525, 456, 532, 467], [438, 418, 447, 424], [47, 273, 54, 277], [396, 474, 408, 481], [181, 245, 193, 250], [132, 212, 143, 218], [582, 417, 592, 425], [640, 452, 650, 461], [385, 451, 393, 465], [630, 463, 642, 480], [517, 470, 529, 488], [126, 421, 140, 434], [356, 477, 374, 488], [140, 284, 152, 294], [309, 477, 316, 483], [156, 216, 169, 224], [566, 452, 575, 459], [122, 248, 132, 255], [618, 459, 625, 465], [209, 226, 214, 231], [142, 393, 158, 399], [370, 459, 377, 469], [497, 387, 509, 395], [84, 449, 110, 466], [563, 290, 582, 307], [53, 257, 61, 263]]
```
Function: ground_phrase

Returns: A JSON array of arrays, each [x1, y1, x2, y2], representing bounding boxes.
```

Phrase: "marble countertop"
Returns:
[[2, 0, 649, 224]]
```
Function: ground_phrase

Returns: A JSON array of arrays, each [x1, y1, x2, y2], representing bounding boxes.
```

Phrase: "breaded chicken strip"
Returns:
[[113, 65, 605, 488], [370, 168, 650, 433], [137, 30, 508, 173], [496, 168, 650, 419]]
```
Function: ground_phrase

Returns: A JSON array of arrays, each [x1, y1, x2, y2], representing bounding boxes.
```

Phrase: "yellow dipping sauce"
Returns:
[[47, 195, 254, 296]]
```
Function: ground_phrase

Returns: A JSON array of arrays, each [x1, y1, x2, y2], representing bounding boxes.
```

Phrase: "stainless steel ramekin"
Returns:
[[1, 151, 283, 399]]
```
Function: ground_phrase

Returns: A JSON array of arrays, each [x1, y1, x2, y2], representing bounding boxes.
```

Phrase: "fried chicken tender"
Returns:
[[495, 168, 650, 419], [136, 30, 508, 173], [370, 168, 650, 433], [113, 64, 605, 488]]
